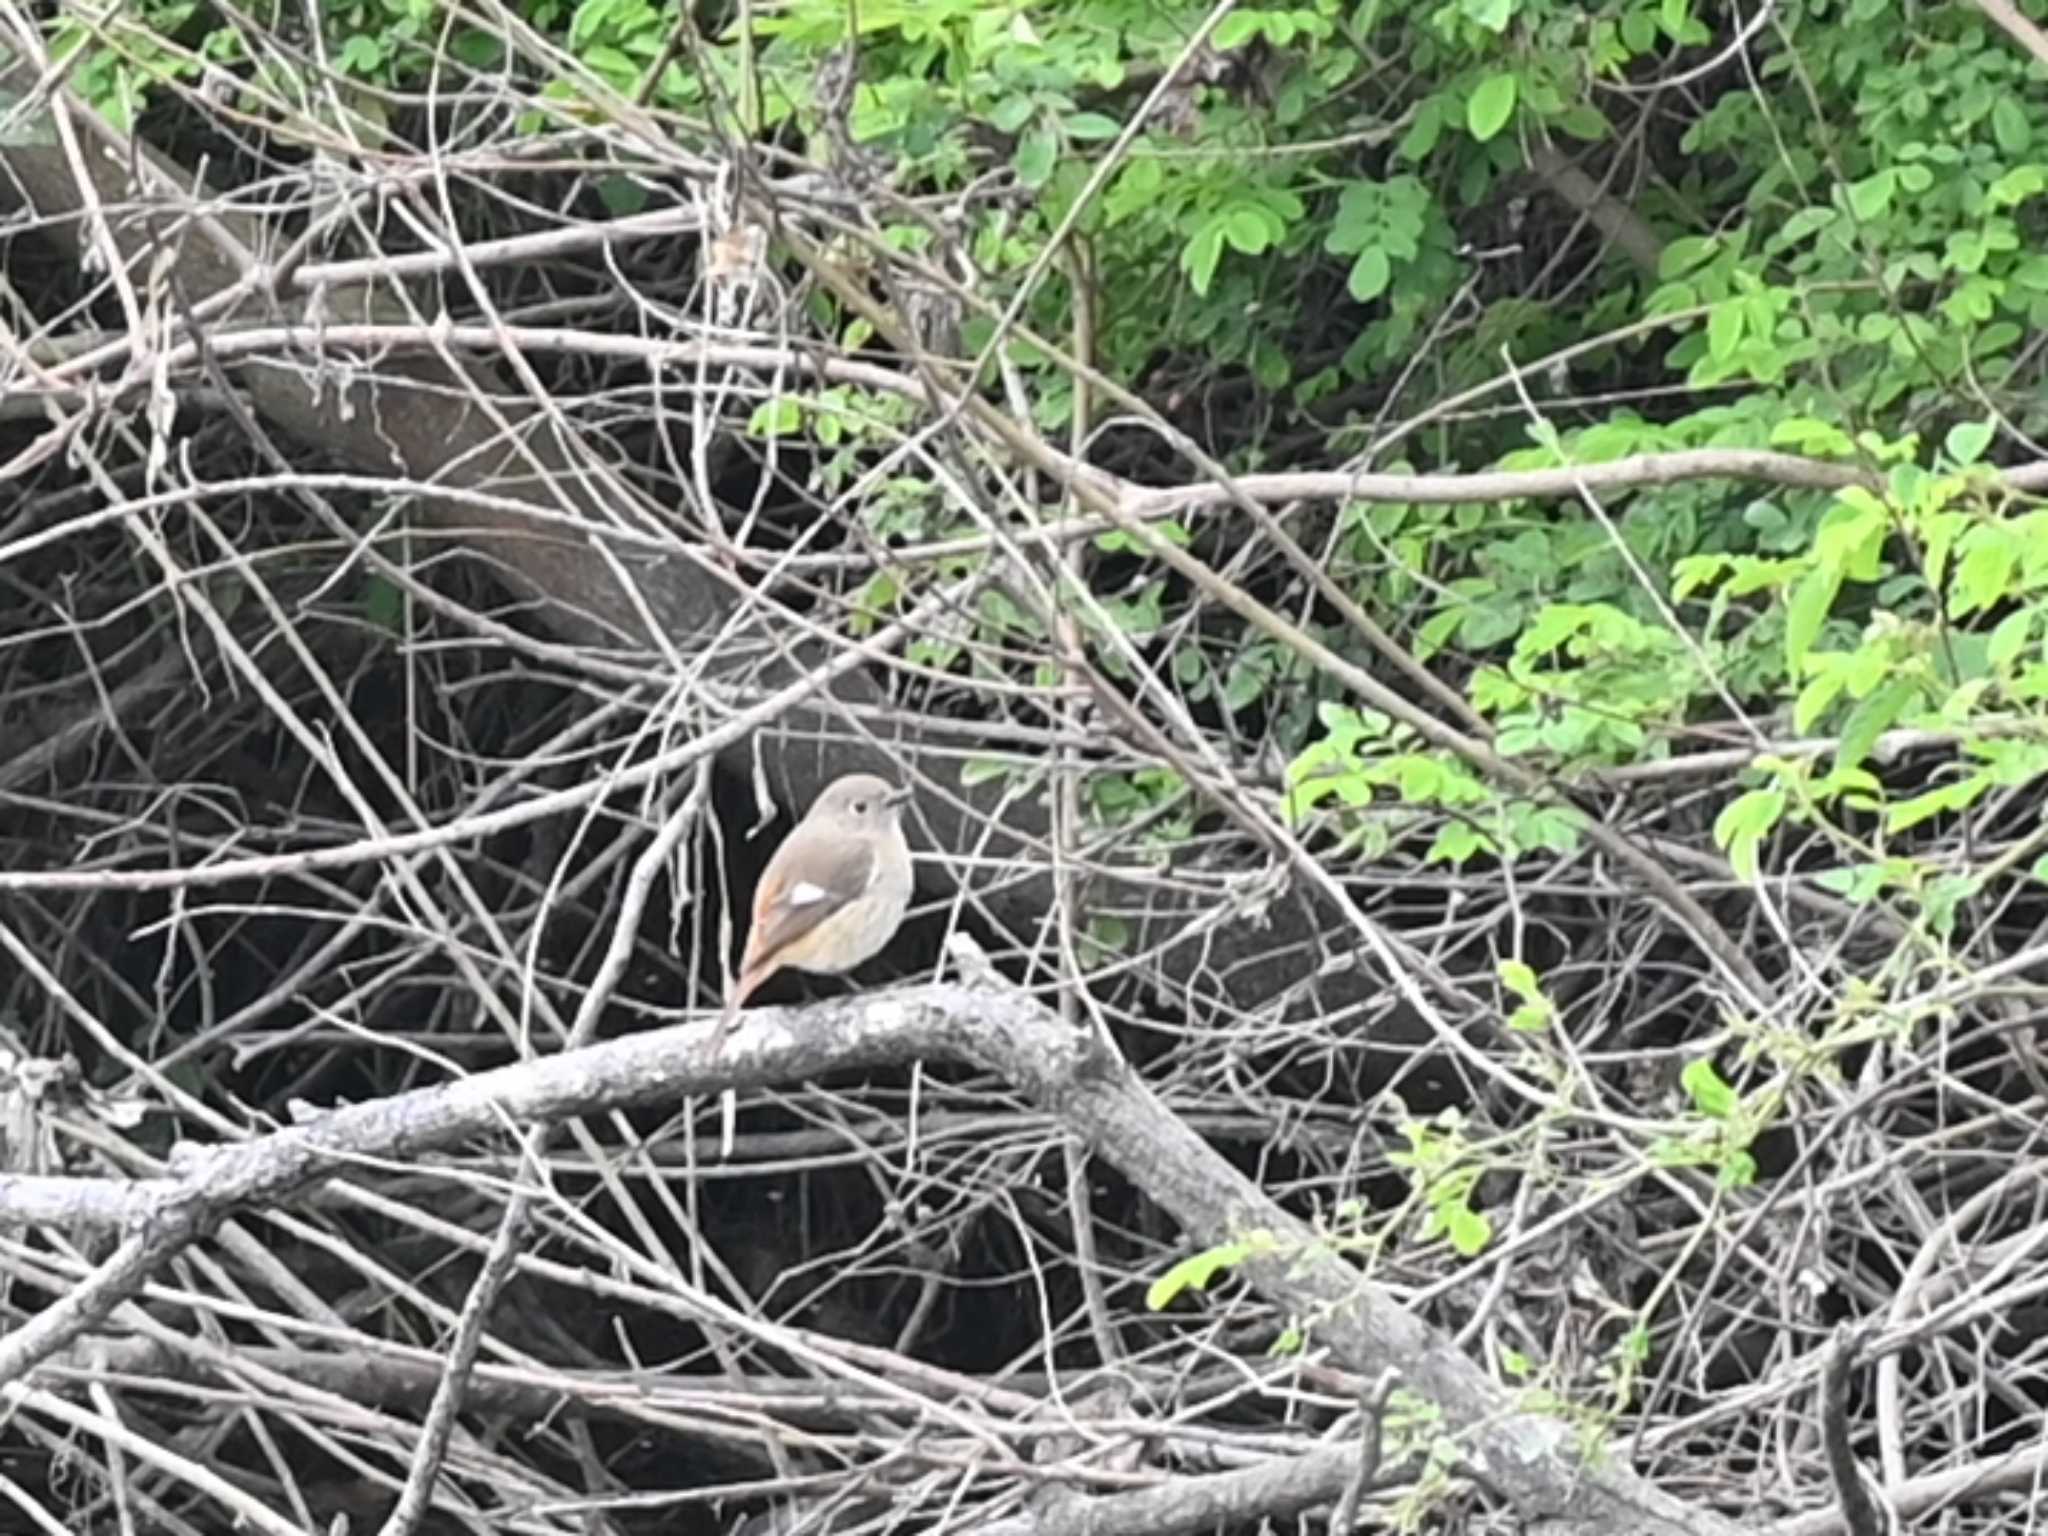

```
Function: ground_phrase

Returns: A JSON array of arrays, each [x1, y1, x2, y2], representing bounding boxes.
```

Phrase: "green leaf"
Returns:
[[1557, 104, 1608, 141], [1814, 492, 1886, 579], [989, 95, 1036, 133], [1784, 564, 1842, 675], [1062, 111, 1122, 142], [1427, 821, 1487, 864], [960, 757, 1017, 787], [1681, 1057, 1738, 1119], [1658, 235, 1718, 279], [1771, 416, 1856, 457], [1251, 337, 1291, 390], [1013, 126, 1058, 188], [1462, 0, 1516, 31], [1990, 96, 2023, 154], [1707, 299, 1744, 360], [1097, 519, 1192, 554], [1499, 958, 1553, 1031], [597, 174, 648, 217], [1795, 668, 1846, 734], [1222, 204, 1277, 253], [1886, 774, 1988, 833], [1348, 247, 1392, 300], [1945, 419, 1995, 466], [1834, 676, 1914, 778], [1180, 222, 1226, 294], [1399, 97, 1445, 160], [1847, 169, 1896, 220], [1219, 658, 1262, 710], [1718, 1150, 1758, 1189], [363, 575, 403, 634], [1774, 206, 1839, 250], [1923, 511, 1965, 592], [849, 571, 898, 636], [1672, 553, 1729, 599], [1988, 166, 2048, 209], [1951, 527, 2018, 617], [1146, 1235, 1270, 1309], [1713, 787, 1785, 881], [338, 33, 383, 73], [1085, 915, 1131, 956], [583, 43, 638, 80], [1445, 1205, 1492, 1257], [1103, 158, 1162, 226], [748, 397, 804, 437], [1326, 176, 1427, 257], [1815, 863, 1894, 902], [1467, 73, 1517, 143], [1989, 609, 2033, 670], [1213, 11, 1265, 47]]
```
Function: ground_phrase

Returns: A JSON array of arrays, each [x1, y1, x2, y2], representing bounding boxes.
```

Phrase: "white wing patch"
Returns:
[[785, 880, 833, 907]]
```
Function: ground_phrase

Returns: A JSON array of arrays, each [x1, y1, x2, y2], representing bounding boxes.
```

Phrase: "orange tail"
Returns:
[[709, 965, 771, 1050]]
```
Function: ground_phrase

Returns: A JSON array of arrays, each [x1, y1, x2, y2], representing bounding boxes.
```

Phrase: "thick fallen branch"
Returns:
[[977, 1438, 1375, 1536], [0, 945, 1742, 1536]]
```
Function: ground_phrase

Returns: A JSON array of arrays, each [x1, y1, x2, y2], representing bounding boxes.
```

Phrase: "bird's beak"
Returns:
[[884, 784, 913, 808]]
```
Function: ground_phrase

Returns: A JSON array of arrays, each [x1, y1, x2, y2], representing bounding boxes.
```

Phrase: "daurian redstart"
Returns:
[[714, 774, 913, 1044]]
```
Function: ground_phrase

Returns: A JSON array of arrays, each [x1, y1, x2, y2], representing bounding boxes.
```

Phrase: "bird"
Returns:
[[713, 773, 914, 1046]]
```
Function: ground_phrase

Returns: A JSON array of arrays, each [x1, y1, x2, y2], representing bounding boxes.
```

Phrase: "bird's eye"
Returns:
[[852, 800, 869, 815]]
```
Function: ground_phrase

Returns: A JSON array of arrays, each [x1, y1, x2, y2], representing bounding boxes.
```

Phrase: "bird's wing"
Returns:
[[741, 827, 877, 972]]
